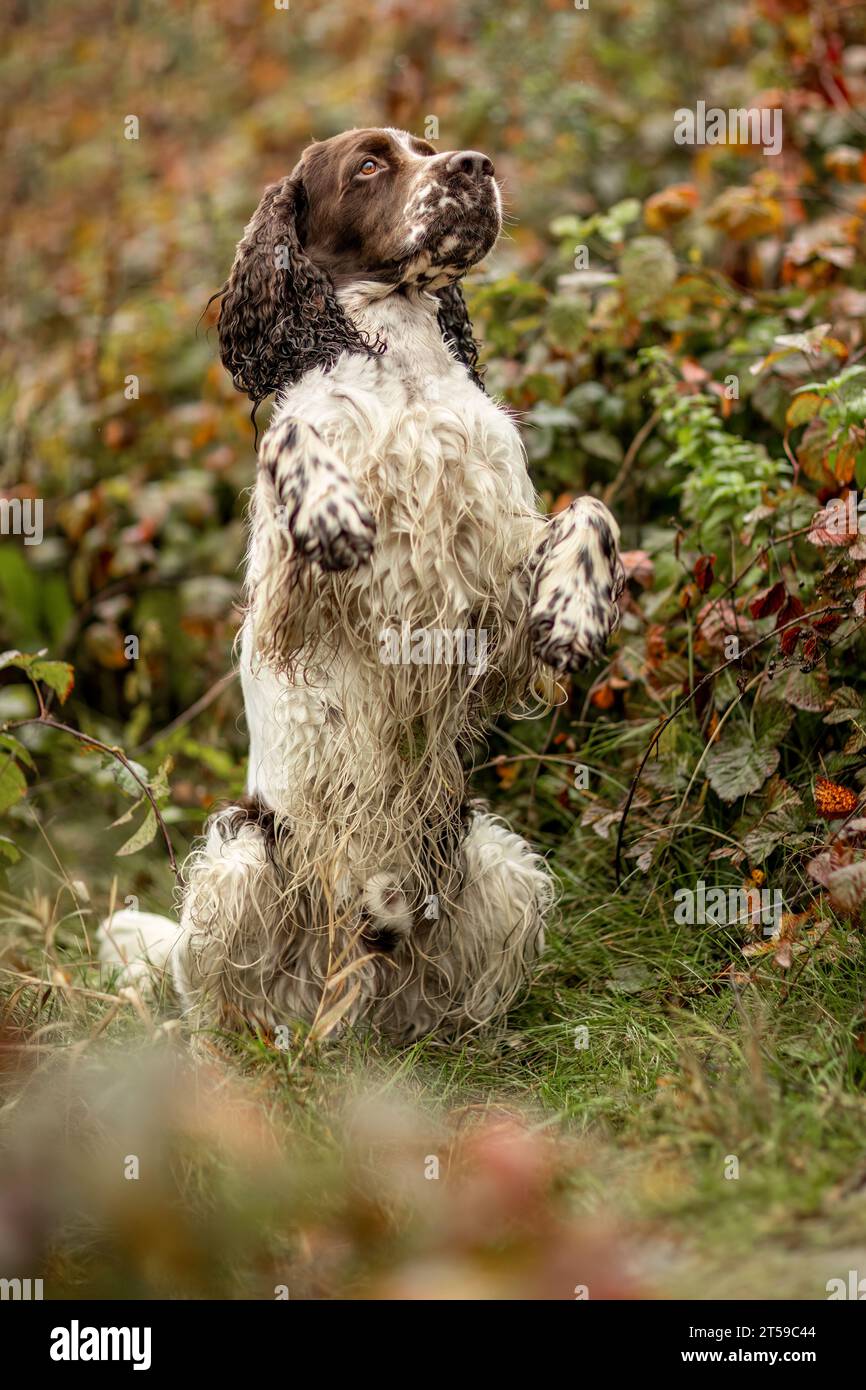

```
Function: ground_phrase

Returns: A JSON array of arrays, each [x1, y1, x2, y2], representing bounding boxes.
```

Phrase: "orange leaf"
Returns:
[[814, 778, 858, 819]]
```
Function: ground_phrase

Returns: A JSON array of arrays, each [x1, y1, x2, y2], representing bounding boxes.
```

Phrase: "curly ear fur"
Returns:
[[217, 175, 376, 404], [435, 281, 485, 392]]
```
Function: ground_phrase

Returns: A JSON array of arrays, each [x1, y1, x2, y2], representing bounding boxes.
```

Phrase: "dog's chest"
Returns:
[[288, 294, 533, 520], [277, 292, 539, 618]]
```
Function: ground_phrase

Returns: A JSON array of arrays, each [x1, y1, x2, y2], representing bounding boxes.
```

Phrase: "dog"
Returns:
[[99, 128, 624, 1043]]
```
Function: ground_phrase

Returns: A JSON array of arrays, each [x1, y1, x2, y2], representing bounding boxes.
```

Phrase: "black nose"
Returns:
[[446, 150, 495, 180]]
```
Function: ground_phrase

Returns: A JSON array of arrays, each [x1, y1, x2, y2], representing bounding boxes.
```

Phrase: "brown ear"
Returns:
[[217, 174, 374, 404], [435, 281, 485, 391]]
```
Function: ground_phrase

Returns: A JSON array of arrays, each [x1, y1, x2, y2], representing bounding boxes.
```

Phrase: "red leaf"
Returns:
[[776, 594, 806, 629], [811, 611, 841, 634], [749, 582, 786, 619], [694, 554, 716, 593]]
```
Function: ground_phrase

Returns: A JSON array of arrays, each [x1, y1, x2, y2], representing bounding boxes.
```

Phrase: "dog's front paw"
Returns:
[[260, 421, 376, 572], [289, 479, 376, 572], [530, 497, 624, 673]]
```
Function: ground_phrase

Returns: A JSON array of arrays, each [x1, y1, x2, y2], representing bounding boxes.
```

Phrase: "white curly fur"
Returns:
[[100, 270, 622, 1043]]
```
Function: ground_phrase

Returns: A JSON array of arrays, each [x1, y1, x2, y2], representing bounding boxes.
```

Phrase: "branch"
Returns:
[[602, 408, 660, 509], [612, 603, 850, 884], [4, 715, 178, 876]]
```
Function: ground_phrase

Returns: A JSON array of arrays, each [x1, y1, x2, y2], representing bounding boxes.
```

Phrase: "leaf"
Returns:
[[643, 183, 699, 231], [28, 659, 74, 704], [694, 554, 715, 593], [755, 699, 796, 746], [108, 759, 150, 799], [580, 430, 623, 464], [782, 664, 829, 713], [621, 237, 677, 315], [786, 392, 823, 429], [597, 198, 642, 240], [0, 650, 28, 673], [115, 804, 158, 856], [706, 185, 782, 240], [749, 581, 786, 619], [621, 550, 654, 586], [0, 758, 27, 814], [606, 963, 654, 994], [0, 835, 20, 863], [776, 594, 805, 629], [0, 651, 75, 703], [827, 861, 866, 917], [824, 687, 863, 725], [545, 295, 589, 353], [0, 733, 35, 771], [706, 734, 782, 803], [705, 702, 793, 803], [738, 775, 804, 863], [147, 757, 173, 803]]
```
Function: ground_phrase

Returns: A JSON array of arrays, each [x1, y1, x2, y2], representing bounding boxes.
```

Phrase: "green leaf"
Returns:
[[115, 804, 158, 857], [0, 835, 21, 863], [824, 686, 863, 725], [108, 758, 150, 799], [0, 650, 28, 673], [545, 294, 589, 353], [737, 776, 804, 863], [706, 702, 793, 803], [0, 734, 35, 771], [785, 392, 823, 429], [621, 237, 677, 316], [147, 757, 173, 803], [0, 758, 27, 814], [0, 651, 74, 703], [28, 659, 74, 704], [706, 735, 781, 803], [597, 198, 642, 241], [580, 430, 624, 465]]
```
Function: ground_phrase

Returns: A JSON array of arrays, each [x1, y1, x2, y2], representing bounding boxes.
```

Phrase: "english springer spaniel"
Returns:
[[100, 128, 624, 1042]]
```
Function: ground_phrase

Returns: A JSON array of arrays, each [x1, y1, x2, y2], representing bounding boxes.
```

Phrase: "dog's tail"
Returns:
[[98, 908, 184, 992]]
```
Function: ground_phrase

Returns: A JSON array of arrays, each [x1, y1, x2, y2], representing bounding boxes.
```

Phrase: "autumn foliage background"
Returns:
[[1, 0, 866, 1300]]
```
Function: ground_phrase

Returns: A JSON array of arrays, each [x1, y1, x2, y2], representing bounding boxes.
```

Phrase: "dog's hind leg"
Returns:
[[98, 908, 184, 991], [176, 800, 382, 1039], [175, 801, 295, 1034], [442, 808, 552, 1031], [379, 808, 553, 1041]]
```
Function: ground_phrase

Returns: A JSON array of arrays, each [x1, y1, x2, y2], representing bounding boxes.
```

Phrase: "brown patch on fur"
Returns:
[[218, 795, 279, 861]]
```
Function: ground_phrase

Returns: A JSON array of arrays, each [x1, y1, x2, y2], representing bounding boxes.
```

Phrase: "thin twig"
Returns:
[[603, 408, 660, 508], [612, 603, 851, 884], [4, 715, 177, 875], [141, 671, 238, 749]]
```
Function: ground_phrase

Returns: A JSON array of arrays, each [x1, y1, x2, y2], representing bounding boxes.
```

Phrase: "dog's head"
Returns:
[[217, 128, 501, 404]]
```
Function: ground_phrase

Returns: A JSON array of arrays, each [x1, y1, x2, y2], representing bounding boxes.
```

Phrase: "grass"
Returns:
[[2, 725, 866, 1300]]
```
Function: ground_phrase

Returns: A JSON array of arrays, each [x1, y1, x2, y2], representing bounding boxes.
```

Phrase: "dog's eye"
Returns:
[[358, 158, 379, 176]]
